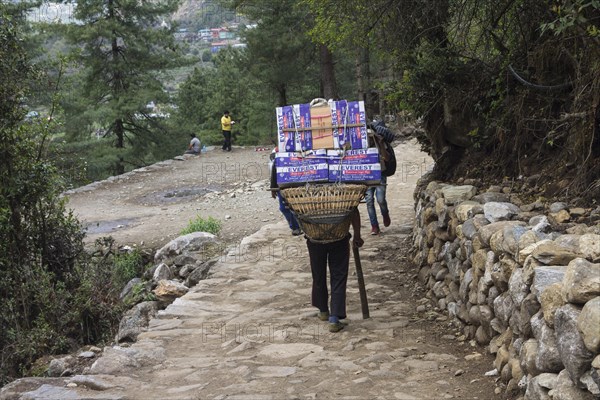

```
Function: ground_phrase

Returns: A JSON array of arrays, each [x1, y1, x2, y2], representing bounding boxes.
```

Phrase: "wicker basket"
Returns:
[[280, 183, 367, 243]]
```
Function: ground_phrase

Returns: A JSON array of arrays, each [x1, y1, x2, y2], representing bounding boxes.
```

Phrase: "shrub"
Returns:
[[180, 215, 221, 235]]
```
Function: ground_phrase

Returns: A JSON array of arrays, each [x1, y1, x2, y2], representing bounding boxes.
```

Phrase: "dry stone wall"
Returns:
[[411, 180, 600, 399]]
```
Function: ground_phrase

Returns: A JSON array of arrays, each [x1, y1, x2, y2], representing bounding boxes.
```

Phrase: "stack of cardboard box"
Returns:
[[275, 100, 380, 187]]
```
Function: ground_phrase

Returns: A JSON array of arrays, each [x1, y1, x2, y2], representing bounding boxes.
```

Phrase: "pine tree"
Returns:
[[64, 0, 183, 175]]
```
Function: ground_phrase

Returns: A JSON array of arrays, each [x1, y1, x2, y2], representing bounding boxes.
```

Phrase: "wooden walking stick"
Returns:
[[352, 244, 370, 319]]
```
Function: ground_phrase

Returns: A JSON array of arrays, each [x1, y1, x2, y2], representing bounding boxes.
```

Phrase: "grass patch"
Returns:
[[180, 216, 221, 235]]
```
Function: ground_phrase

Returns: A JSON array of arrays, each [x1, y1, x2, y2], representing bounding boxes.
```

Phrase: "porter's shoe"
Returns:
[[370, 225, 380, 235], [317, 311, 329, 321], [328, 316, 346, 333], [292, 228, 302, 236], [383, 213, 391, 227]]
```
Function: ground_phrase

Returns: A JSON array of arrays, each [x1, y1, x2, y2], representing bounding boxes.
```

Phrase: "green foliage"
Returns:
[[0, 6, 150, 384], [61, 0, 186, 175], [180, 215, 222, 235], [124, 282, 157, 307]]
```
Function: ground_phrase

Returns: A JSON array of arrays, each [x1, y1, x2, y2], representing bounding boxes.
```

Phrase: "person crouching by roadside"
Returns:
[[185, 133, 201, 155]]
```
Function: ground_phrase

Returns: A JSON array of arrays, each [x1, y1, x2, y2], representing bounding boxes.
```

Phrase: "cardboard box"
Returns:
[[293, 103, 312, 151], [328, 153, 381, 184], [347, 101, 368, 149], [276, 105, 300, 152], [310, 104, 334, 149], [275, 152, 329, 186], [330, 100, 349, 149], [326, 148, 379, 164], [276, 99, 368, 151]]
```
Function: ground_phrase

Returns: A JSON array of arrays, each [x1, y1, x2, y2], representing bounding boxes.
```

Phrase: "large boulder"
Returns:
[[562, 258, 600, 304], [579, 234, 600, 262], [483, 202, 521, 223], [153, 279, 189, 302], [439, 185, 477, 205], [531, 266, 567, 301], [532, 242, 580, 265], [115, 301, 159, 343], [577, 297, 600, 353], [455, 201, 483, 223], [540, 282, 566, 328], [531, 312, 564, 372], [478, 221, 526, 247], [154, 232, 217, 263], [555, 304, 595, 385], [548, 369, 596, 400]]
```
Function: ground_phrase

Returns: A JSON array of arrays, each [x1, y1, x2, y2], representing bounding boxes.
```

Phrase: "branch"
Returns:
[[508, 64, 573, 92]]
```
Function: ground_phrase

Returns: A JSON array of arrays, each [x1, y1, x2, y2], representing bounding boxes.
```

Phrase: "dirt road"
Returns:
[[66, 146, 279, 250], [49, 139, 508, 400]]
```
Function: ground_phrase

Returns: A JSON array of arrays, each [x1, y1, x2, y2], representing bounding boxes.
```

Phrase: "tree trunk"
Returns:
[[114, 118, 125, 175], [320, 44, 337, 100], [276, 83, 287, 106], [356, 45, 372, 119]]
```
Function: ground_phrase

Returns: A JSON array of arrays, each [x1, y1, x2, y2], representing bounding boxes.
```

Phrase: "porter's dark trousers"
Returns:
[[306, 237, 350, 319]]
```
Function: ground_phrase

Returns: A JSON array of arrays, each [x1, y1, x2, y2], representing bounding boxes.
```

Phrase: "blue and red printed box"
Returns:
[[276, 149, 381, 186], [275, 151, 329, 186], [276, 100, 368, 152], [328, 148, 381, 184], [276, 104, 312, 152]]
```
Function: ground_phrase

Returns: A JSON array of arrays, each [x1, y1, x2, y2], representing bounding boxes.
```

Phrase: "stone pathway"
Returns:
[[1, 140, 503, 400]]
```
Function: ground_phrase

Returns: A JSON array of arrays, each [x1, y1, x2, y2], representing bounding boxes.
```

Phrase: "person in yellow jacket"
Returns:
[[221, 110, 235, 152]]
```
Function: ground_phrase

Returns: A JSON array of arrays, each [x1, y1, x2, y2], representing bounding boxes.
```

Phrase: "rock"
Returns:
[[115, 301, 159, 342], [484, 202, 521, 223], [501, 225, 528, 256], [153, 280, 189, 301], [47, 356, 75, 377], [550, 209, 571, 223], [494, 345, 510, 372], [455, 201, 483, 223], [580, 370, 600, 396], [508, 268, 529, 305], [532, 242, 579, 265], [440, 185, 477, 205], [530, 215, 551, 233], [479, 221, 526, 247], [494, 292, 515, 324], [550, 202, 569, 213], [518, 230, 546, 252], [520, 339, 540, 376], [579, 234, 600, 262], [554, 234, 581, 252], [119, 277, 141, 300], [461, 215, 490, 240], [154, 232, 217, 263], [78, 351, 95, 359], [555, 304, 595, 384], [531, 312, 564, 372], [540, 282, 565, 328], [184, 261, 213, 287], [562, 258, 600, 304], [153, 263, 173, 281], [549, 369, 596, 400], [577, 297, 600, 353], [518, 239, 552, 264], [172, 254, 197, 267], [526, 373, 552, 400], [459, 268, 473, 302], [472, 192, 510, 204], [537, 373, 559, 390], [531, 265, 567, 301], [519, 293, 540, 337]]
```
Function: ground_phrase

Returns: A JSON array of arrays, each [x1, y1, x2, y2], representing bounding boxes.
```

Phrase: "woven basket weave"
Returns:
[[281, 183, 367, 243]]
